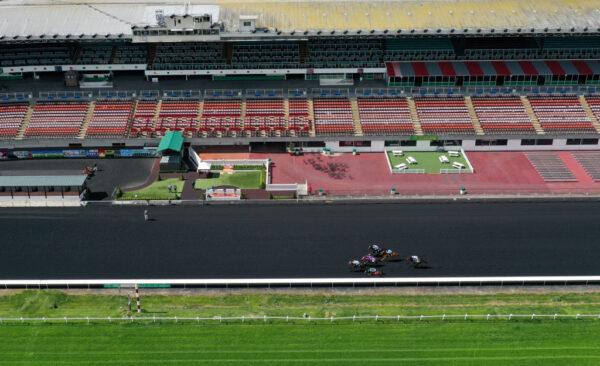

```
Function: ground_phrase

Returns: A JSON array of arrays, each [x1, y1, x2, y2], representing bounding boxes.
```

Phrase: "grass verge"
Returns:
[[2, 291, 600, 365], [119, 178, 184, 200], [387, 151, 471, 174], [194, 170, 265, 190]]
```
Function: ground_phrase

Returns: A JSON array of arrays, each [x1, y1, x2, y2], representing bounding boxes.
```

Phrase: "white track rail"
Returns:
[[2, 276, 600, 288]]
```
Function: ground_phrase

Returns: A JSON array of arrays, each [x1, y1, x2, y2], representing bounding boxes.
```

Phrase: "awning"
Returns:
[[385, 60, 600, 78], [0, 175, 86, 187], [157, 131, 184, 153]]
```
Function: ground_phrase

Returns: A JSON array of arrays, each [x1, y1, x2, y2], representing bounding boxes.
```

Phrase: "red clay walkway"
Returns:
[[250, 151, 600, 196]]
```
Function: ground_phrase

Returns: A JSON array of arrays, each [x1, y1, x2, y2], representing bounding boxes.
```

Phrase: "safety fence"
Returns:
[[4, 86, 600, 103], [0, 314, 599, 324]]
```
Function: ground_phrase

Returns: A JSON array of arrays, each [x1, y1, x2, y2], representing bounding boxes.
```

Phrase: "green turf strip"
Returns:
[[194, 170, 265, 190], [0, 323, 599, 365], [387, 151, 471, 174], [119, 178, 184, 200]]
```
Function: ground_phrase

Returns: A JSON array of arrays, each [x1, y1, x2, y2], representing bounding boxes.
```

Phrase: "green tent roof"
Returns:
[[157, 131, 184, 153]]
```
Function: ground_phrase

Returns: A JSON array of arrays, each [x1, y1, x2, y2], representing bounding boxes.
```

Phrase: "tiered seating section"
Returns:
[[10, 95, 600, 139], [528, 96, 595, 133], [200, 100, 243, 136], [152, 43, 226, 70], [585, 96, 600, 125], [471, 97, 535, 134], [26, 102, 88, 138], [307, 39, 383, 68], [156, 101, 199, 136], [130, 101, 158, 137], [0, 102, 28, 138], [313, 98, 355, 135], [86, 101, 133, 138], [244, 99, 286, 136], [288, 99, 312, 135], [526, 153, 577, 182], [573, 152, 600, 181], [357, 98, 414, 135], [232, 43, 300, 69], [414, 97, 475, 134]]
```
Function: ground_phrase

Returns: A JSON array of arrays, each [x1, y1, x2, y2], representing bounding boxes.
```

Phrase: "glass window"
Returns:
[[536, 139, 553, 146], [521, 139, 536, 145], [582, 139, 598, 145], [400, 140, 417, 147], [566, 138, 581, 145]]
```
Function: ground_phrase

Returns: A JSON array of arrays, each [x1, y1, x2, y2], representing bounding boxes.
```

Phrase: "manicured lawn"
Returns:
[[1, 322, 599, 365], [387, 151, 472, 174], [1, 291, 600, 364], [194, 170, 265, 190], [119, 178, 184, 200]]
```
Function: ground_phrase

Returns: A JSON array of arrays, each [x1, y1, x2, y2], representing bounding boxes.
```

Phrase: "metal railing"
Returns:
[[0, 313, 599, 324]]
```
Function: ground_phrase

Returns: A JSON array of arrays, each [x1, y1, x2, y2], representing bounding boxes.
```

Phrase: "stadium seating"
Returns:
[[112, 44, 147, 64], [156, 100, 199, 135], [0, 102, 28, 138], [471, 97, 536, 134], [200, 100, 243, 136], [526, 153, 577, 182], [232, 43, 300, 69], [312, 98, 355, 135], [414, 97, 475, 134], [528, 96, 595, 133], [306, 39, 383, 68], [152, 43, 227, 70], [384, 39, 455, 61], [76, 45, 112, 64], [0, 46, 73, 67], [584, 96, 600, 125], [357, 98, 414, 135], [25, 102, 89, 138], [85, 101, 133, 138], [130, 101, 158, 137], [243, 99, 285, 136]]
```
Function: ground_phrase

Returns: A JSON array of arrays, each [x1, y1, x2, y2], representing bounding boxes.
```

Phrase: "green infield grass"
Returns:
[[387, 151, 471, 174], [119, 178, 184, 200], [194, 170, 265, 190], [1, 291, 600, 365], [1, 321, 599, 365]]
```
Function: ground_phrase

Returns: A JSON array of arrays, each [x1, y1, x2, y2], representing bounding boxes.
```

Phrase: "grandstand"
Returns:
[[1, 0, 600, 151]]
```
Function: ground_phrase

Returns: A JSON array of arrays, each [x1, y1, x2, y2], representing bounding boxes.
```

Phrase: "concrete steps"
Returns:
[[77, 101, 96, 139], [520, 96, 545, 135], [15, 103, 34, 140], [307, 98, 316, 137], [464, 96, 485, 135], [579, 95, 600, 133], [283, 98, 290, 129], [406, 97, 423, 135], [125, 100, 139, 137], [151, 99, 162, 129], [350, 98, 363, 136]]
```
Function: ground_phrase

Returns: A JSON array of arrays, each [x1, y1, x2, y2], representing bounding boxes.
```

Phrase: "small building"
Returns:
[[0, 175, 87, 205], [157, 131, 184, 172]]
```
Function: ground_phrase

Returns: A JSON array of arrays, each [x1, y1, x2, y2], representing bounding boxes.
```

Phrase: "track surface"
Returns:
[[0, 202, 599, 279]]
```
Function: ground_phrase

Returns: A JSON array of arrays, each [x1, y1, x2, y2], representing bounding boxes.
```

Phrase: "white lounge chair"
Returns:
[[406, 156, 417, 164], [448, 150, 460, 157], [392, 150, 404, 157], [394, 163, 407, 171], [439, 155, 450, 163], [452, 162, 465, 169]]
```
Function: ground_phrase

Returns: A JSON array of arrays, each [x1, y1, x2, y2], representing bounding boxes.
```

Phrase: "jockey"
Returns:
[[369, 244, 383, 256]]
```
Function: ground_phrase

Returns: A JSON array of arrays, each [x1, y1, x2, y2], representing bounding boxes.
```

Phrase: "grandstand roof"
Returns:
[[1, 0, 600, 39]]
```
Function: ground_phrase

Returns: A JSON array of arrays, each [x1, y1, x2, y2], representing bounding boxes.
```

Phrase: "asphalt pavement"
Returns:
[[1, 201, 599, 279]]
